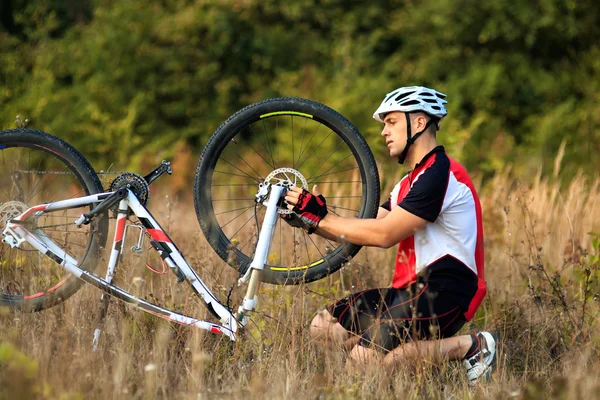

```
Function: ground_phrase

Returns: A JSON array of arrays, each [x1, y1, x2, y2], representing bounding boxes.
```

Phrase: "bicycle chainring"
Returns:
[[108, 172, 150, 206]]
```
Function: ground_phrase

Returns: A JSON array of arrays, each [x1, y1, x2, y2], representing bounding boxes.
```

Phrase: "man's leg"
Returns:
[[310, 310, 347, 345], [347, 344, 382, 368], [310, 288, 390, 350], [381, 334, 473, 371], [344, 283, 472, 371], [346, 335, 473, 370], [385, 332, 500, 385]]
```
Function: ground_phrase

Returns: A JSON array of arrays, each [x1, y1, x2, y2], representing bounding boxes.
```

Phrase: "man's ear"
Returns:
[[412, 113, 428, 131]]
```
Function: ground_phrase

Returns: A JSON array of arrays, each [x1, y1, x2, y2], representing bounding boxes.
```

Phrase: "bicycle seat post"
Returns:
[[237, 184, 285, 324]]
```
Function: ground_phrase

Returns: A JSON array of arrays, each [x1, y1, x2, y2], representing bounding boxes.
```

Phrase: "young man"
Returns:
[[284, 86, 498, 385]]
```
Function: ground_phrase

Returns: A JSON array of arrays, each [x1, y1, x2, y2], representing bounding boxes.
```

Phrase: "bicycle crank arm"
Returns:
[[75, 188, 128, 227], [144, 160, 172, 186]]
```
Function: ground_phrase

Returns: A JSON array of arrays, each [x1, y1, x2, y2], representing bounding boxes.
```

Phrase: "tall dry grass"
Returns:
[[1, 164, 599, 399]]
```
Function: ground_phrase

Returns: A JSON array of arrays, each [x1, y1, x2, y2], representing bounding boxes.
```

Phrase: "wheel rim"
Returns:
[[203, 110, 371, 277], [0, 143, 95, 302]]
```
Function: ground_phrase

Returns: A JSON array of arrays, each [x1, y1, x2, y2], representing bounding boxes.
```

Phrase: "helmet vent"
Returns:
[[384, 90, 400, 103], [400, 100, 420, 106], [394, 92, 413, 102]]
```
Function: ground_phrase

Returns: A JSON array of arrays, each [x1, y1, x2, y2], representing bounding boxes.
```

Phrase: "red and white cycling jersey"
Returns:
[[381, 146, 486, 320]]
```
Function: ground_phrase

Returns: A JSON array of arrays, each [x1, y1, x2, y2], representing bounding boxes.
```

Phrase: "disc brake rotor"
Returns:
[[264, 168, 308, 214], [0, 201, 29, 227]]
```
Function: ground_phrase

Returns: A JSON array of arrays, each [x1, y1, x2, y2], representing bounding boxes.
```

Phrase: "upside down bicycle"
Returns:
[[0, 97, 380, 347]]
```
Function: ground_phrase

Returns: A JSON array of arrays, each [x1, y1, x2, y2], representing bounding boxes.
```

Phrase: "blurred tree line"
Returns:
[[1, 0, 599, 182]]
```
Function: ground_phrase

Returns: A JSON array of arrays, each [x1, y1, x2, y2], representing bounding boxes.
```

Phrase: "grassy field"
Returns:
[[1, 165, 599, 399]]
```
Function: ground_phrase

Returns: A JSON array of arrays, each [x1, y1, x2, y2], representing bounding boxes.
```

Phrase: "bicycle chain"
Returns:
[[9, 170, 131, 176]]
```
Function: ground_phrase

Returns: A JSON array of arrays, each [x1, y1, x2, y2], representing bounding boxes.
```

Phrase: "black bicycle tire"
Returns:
[[193, 97, 380, 284], [0, 129, 108, 311]]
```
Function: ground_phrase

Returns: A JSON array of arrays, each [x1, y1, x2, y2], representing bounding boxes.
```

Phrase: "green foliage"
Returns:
[[0, 341, 40, 399], [1, 0, 598, 177]]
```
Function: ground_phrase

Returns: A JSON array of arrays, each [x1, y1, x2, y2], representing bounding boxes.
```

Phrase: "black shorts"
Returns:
[[326, 269, 477, 353]]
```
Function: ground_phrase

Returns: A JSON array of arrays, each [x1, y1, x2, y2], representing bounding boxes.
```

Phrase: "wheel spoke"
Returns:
[[217, 157, 262, 183], [294, 117, 310, 169], [308, 157, 357, 182], [215, 205, 255, 216], [28, 165, 74, 204], [308, 180, 363, 184], [26, 155, 64, 202], [228, 212, 258, 241], [295, 129, 334, 171], [239, 231, 258, 254], [307, 138, 348, 179], [212, 183, 259, 187], [219, 206, 254, 229], [244, 134, 277, 170], [305, 233, 326, 260], [234, 152, 265, 181], [328, 205, 360, 213], [295, 122, 322, 168], [212, 198, 255, 201], [259, 120, 277, 168], [214, 170, 261, 180]]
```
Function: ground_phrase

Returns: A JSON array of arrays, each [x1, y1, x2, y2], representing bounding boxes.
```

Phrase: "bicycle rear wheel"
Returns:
[[194, 98, 380, 284], [0, 129, 108, 311]]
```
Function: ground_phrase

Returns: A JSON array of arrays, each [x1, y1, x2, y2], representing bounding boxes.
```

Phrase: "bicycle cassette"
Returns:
[[108, 172, 150, 206]]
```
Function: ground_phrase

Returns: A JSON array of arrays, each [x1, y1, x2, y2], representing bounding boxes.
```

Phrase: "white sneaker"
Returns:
[[462, 331, 499, 386]]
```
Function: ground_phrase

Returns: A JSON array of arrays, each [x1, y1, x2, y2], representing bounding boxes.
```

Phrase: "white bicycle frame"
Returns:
[[2, 183, 286, 346]]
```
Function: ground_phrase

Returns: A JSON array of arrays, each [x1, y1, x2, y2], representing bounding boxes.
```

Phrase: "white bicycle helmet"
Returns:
[[373, 86, 448, 124], [373, 86, 448, 164]]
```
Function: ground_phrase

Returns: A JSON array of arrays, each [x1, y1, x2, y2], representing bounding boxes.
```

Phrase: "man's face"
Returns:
[[381, 111, 408, 158]]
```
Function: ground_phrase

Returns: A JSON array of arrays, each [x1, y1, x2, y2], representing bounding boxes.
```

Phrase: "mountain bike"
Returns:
[[0, 97, 380, 347]]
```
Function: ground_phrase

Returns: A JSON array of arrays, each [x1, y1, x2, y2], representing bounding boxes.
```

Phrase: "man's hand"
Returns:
[[280, 212, 305, 228], [282, 185, 328, 234]]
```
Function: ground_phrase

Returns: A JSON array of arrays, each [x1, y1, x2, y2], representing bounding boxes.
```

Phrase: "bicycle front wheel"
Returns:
[[0, 129, 108, 311], [194, 98, 380, 284]]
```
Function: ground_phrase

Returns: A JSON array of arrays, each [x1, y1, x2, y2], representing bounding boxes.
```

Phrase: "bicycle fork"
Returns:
[[237, 184, 284, 326]]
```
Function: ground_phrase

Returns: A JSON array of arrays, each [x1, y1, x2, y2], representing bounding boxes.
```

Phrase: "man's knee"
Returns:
[[382, 350, 397, 371], [310, 309, 347, 343], [347, 344, 380, 369]]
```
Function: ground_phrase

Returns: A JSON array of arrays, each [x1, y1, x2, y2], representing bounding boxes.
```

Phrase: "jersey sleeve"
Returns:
[[380, 197, 392, 211], [398, 155, 450, 222]]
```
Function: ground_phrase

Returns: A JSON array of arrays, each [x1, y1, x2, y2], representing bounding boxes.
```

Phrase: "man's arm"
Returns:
[[317, 205, 428, 248], [376, 206, 390, 219], [284, 185, 427, 247], [314, 206, 389, 242]]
